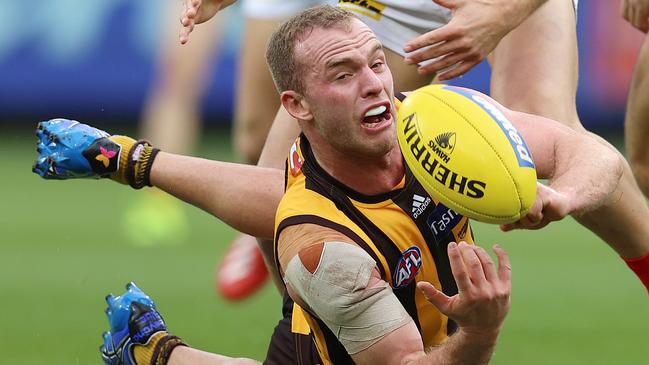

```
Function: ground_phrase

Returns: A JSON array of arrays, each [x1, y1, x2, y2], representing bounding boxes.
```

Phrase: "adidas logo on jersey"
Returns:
[[412, 194, 431, 219]]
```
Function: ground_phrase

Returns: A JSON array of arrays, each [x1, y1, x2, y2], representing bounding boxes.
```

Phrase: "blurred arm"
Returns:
[[150, 152, 284, 239], [404, 0, 547, 79]]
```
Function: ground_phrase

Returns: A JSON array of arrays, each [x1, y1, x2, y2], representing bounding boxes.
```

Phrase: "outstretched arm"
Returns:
[[150, 152, 283, 239], [446, 90, 623, 231], [33, 119, 284, 239]]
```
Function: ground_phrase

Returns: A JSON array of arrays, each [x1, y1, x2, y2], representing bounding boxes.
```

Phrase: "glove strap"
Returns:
[[151, 335, 187, 365], [133, 332, 188, 365], [127, 140, 160, 189], [109, 136, 160, 189]]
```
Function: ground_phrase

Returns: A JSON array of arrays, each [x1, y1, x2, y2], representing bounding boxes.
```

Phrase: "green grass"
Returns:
[[1, 127, 647, 364]]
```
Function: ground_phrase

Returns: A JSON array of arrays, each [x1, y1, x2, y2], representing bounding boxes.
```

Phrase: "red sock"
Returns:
[[624, 252, 649, 294]]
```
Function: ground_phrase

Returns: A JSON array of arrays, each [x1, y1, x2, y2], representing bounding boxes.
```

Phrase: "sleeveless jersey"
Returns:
[[273, 97, 475, 365]]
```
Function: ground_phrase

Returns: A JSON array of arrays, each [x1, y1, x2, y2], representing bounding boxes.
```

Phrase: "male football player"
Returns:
[[182, 0, 649, 295], [35, 6, 627, 364]]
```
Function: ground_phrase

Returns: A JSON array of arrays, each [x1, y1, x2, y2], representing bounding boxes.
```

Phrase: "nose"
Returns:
[[360, 66, 383, 98]]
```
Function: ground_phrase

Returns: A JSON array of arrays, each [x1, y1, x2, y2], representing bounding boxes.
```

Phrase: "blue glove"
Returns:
[[100, 282, 186, 365], [34, 119, 159, 188], [33, 119, 119, 179]]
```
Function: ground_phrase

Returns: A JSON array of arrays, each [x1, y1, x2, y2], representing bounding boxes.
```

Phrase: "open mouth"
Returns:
[[362, 104, 391, 129]]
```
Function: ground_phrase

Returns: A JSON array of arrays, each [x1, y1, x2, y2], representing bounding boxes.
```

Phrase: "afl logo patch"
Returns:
[[393, 246, 422, 289], [289, 141, 303, 176]]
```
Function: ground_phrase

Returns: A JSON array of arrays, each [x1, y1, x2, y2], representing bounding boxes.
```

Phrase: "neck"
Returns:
[[310, 140, 404, 196]]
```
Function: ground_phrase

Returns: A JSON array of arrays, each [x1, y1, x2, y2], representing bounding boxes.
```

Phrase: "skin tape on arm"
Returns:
[[284, 241, 412, 354]]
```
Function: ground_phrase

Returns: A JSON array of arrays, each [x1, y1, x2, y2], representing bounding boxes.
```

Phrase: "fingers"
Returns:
[[500, 183, 569, 232], [179, 18, 195, 44], [473, 245, 497, 283], [32, 150, 58, 178], [431, 0, 455, 9], [436, 60, 479, 81], [101, 331, 115, 354], [447, 241, 472, 292], [458, 241, 487, 285], [414, 51, 463, 74], [493, 244, 511, 284], [404, 26, 456, 54], [417, 281, 453, 313], [106, 294, 117, 306], [179, 0, 200, 44], [500, 211, 543, 232], [403, 29, 484, 77]]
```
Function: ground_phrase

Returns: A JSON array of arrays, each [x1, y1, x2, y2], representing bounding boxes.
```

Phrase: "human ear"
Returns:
[[281, 91, 313, 121]]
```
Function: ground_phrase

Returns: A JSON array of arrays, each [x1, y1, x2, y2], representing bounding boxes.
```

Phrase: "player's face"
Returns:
[[296, 19, 396, 159]]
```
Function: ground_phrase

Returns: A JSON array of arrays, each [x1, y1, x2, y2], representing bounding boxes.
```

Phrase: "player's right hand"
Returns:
[[180, 0, 236, 44], [499, 182, 571, 232], [34, 118, 158, 189], [33, 119, 122, 180]]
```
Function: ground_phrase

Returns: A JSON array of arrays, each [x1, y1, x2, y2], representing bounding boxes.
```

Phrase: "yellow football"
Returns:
[[397, 84, 537, 224]]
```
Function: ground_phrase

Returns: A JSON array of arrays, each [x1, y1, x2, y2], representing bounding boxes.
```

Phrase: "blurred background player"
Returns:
[[183, 0, 649, 298], [127, 0, 273, 301], [623, 0, 649, 197], [130, 1, 337, 300], [123, 1, 223, 247]]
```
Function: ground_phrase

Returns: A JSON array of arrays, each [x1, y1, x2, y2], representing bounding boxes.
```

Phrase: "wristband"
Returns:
[[109, 136, 160, 189]]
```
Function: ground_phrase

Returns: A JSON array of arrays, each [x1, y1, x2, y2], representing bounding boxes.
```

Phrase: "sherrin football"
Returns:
[[397, 84, 537, 224]]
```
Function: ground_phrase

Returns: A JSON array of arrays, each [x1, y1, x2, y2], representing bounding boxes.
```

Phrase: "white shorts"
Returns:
[[337, 0, 450, 56], [337, 0, 579, 57], [242, 0, 335, 20]]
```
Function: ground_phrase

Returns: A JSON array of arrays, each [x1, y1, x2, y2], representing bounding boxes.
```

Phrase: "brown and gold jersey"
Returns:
[[273, 105, 475, 364]]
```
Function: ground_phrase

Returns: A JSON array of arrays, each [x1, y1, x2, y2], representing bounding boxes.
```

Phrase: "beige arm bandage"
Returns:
[[284, 241, 412, 354]]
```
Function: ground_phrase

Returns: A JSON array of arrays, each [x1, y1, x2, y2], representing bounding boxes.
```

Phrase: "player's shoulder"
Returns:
[[277, 223, 357, 268]]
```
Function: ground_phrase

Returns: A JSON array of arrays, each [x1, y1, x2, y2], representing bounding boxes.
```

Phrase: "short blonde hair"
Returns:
[[265, 5, 355, 93]]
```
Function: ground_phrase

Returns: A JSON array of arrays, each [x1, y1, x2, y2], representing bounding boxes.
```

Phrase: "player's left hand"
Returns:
[[100, 282, 186, 365], [621, 0, 649, 33], [403, 0, 542, 80], [418, 242, 511, 337], [500, 182, 571, 232]]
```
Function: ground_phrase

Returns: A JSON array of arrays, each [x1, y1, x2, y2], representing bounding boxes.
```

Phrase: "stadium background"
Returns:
[[1, 1, 647, 364]]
